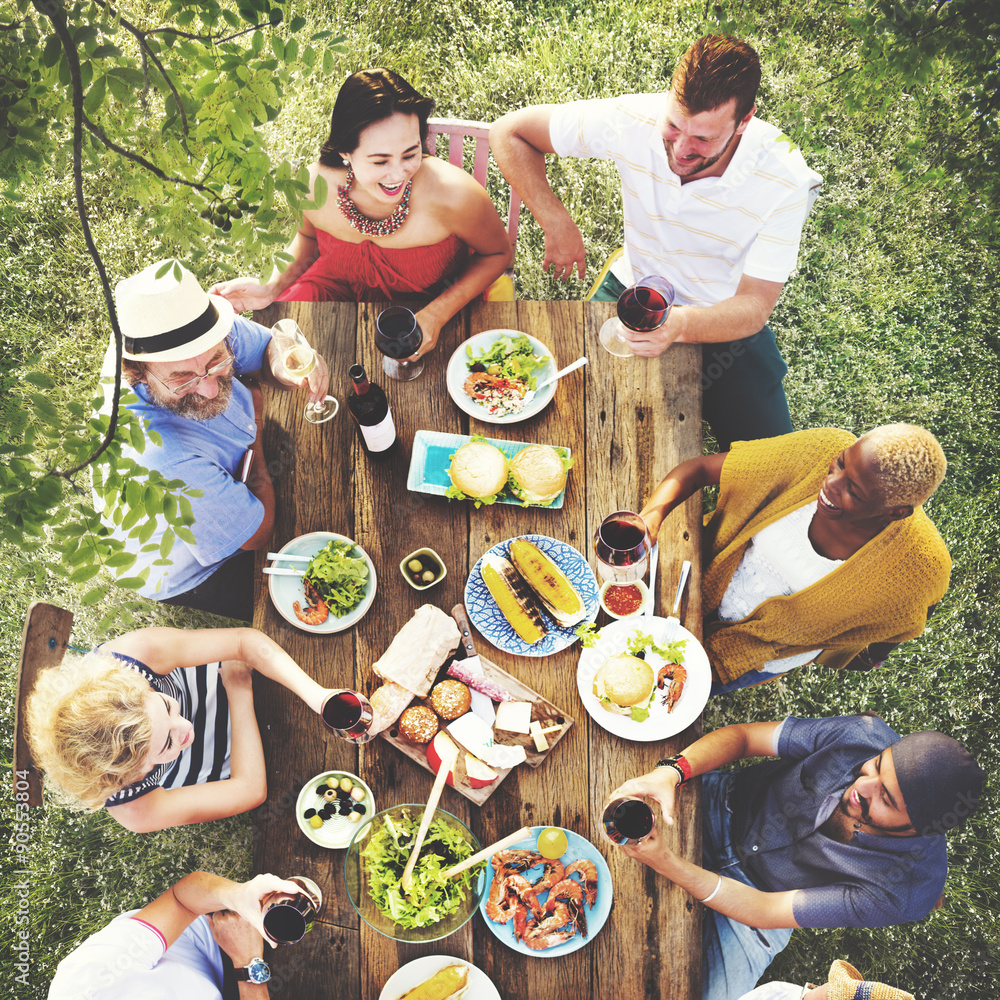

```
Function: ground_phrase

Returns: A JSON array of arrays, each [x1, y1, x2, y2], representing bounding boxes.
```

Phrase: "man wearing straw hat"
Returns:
[[738, 959, 915, 1000], [611, 715, 985, 1000], [97, 259, 329, 620], [47, 870, 300, 998]]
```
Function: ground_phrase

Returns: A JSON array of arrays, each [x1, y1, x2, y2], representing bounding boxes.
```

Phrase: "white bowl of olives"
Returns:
[[400, 548, 447, 591]]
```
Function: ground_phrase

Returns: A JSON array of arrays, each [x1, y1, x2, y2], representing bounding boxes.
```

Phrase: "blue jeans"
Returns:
[[701, 772, 794, 1000]]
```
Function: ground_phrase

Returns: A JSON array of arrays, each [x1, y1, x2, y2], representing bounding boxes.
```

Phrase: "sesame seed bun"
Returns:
[[508, 445, 568, 505], [592, 655, 654, 715], [448, 442, 509, 499]]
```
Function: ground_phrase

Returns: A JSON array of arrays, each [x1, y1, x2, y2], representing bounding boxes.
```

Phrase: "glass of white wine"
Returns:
[[271, 319, 338, 424]]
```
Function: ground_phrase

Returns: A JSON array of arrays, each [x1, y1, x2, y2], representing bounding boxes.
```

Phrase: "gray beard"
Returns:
[[159, 376, 234, 420]]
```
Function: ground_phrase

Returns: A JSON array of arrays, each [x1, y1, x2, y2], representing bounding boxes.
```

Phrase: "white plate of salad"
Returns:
[[575, 617, 711, 741], [446, 330, 557, 424], [267, 531, 377, 634]]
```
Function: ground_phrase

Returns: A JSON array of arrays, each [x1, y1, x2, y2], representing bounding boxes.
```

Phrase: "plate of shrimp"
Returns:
[[479, 827, 612, 956]]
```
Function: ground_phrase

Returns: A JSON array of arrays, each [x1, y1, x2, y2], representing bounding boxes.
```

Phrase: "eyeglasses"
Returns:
[[150, 354, 235, 395]]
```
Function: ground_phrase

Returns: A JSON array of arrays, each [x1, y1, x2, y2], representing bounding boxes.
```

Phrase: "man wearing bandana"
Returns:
[[610, 715, 985, 1000]]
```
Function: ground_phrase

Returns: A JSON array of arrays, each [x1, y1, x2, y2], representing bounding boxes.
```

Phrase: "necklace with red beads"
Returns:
[[337, 167, 412, 237]]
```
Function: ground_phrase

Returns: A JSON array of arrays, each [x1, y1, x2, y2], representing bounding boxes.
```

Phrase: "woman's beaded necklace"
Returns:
[[337, 166, 412, 237]]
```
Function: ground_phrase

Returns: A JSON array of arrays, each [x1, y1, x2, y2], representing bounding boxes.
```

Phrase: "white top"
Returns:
[[48, 912, 224, 1000], [549, 94, 822, 302], [718, 501, 841, 675]]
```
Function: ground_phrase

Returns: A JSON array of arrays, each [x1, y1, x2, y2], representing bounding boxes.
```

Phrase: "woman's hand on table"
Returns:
[[209, 277, 276, 313], [609, 767, 682, 826]]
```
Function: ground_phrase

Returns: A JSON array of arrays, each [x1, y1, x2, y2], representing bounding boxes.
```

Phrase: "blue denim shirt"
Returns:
[[100, 317, 270, 599], [729, 714, 947, 929]]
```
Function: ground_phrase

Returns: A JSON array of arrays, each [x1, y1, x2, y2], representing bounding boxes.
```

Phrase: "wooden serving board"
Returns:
[[378, 653, 575, 804]]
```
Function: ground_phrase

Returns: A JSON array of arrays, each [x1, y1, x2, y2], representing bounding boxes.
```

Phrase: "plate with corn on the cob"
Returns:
[[465, 535, 599, 656]]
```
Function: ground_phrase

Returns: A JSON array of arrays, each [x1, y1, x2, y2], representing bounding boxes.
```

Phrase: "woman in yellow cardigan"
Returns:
[[640, 425, 950, 692]]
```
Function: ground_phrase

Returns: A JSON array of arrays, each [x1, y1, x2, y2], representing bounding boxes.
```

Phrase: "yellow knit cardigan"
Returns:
[[702, 428, 951, 684]]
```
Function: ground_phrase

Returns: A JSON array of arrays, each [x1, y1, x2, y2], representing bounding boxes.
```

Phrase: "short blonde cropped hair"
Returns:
[[861, 423, 947, 508], [26, 651, 154, 811]]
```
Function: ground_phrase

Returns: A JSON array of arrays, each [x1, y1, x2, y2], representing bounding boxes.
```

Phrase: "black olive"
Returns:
[[634, 650, 646, 659], [470, 363, 487, 373], [353, 803, 367, 815], [304, 808, 316, 819]]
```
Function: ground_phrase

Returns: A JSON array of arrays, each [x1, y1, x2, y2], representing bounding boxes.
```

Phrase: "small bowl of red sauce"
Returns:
[[599, 579, 649, 619]]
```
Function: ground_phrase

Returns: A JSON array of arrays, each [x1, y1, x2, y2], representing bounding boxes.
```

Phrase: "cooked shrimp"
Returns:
[[531, 857, 565, 894], [492, 849, 542, 879], [657, 662, 687, 712], [564, 858, 599, 908], [522, 901, 577, 950], [293, 579, 329, 625]]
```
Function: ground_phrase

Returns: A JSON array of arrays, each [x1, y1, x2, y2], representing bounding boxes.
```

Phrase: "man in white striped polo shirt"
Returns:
[[491, 34, 822, 450]]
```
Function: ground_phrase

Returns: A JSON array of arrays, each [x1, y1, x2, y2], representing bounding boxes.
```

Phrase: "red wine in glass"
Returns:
[[600, 796, 654, 845], [375, 306, 425, 381], [595, 510, 651, 584], [618, 285, 672, 331], [322, 690, 375, 744], [599, 275, 675, 357]]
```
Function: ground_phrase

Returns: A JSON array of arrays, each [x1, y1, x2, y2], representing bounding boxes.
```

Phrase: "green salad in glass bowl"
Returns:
[[344, 804, 485, 942]]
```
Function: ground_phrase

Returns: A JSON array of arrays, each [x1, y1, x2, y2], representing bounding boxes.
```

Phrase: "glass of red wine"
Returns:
[[262, 876, 323, 945], [321, 689, 375, 745], [595, 510, 652, 584], [600, 796, 654, 846], [374, 306, 425, 381], [599, 275, 675, 358]]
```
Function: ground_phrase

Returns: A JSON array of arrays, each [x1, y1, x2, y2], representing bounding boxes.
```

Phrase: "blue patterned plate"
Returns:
[[465, 535, 599, 657], [479, 826, 613, 957]]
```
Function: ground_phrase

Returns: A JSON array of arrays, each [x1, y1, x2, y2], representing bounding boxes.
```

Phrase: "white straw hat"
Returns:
[[114, 259, 236, 362]]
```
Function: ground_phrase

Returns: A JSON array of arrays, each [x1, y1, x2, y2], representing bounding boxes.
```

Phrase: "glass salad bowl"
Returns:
[[344, 804, 486, 943]]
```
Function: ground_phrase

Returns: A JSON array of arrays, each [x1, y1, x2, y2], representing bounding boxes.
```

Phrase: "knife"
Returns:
[[451, 604, 497, 724], [660, 560, 692, 646]]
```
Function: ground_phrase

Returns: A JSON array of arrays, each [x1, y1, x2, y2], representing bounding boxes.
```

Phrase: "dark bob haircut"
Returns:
[[319, 69, 435, 168]]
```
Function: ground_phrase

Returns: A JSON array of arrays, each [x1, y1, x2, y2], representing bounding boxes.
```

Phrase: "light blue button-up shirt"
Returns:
[[99, 317, 270, 599]]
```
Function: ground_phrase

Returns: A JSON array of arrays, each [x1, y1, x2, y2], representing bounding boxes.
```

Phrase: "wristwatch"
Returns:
[[234, 957, 271, 984]]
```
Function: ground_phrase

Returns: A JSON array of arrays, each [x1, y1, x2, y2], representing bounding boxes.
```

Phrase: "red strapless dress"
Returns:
[[275, 230, 468, 302]]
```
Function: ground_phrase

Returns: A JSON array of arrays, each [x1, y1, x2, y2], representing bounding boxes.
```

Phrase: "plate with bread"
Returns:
[[378, 955, 499, 1000], [465, 535, 599, 657], [575, 617, 711, 740], [576, 617, 712, 742], [407, 431, 572, 508]]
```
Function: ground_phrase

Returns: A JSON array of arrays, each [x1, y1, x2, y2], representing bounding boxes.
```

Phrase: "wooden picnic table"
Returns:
[[251, 300, 704, 1000]]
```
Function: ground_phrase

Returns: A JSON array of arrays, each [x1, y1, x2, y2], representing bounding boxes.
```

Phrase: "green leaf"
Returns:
[[24, 371, 55, 389], [284, 38, 298, 63], [312, 174, 327, 209], [290, 15, 306, 31], [41, 34, 62, 67], [154, 259, 174, 279], [82, 75, 107, 115], [115, 576, 148, 590], [81, 585, 108, 605], [270, 35, 284, 60]]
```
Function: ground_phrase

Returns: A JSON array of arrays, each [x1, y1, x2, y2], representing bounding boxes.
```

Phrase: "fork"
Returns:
[[660, 560, 692, 644]]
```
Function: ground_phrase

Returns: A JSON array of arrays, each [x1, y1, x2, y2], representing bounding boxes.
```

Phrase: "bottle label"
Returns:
[[360, 411, 395, 452]]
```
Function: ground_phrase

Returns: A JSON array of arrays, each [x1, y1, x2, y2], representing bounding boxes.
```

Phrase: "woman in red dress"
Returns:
[[211, 69, 513, 359]]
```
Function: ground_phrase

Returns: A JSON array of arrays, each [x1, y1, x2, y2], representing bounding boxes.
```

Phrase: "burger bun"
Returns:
[[508, 444, 568, 505], [449, 441, 509, 499], [592, 654, 654, 715]]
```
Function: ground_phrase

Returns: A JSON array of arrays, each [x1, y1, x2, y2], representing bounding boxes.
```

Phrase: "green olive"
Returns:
[[407, 558, 422, 572], [487, 363, 501, 375], [421, 570, 435, 583]]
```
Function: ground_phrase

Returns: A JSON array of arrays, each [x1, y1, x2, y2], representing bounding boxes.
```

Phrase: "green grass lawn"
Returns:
[[2, 1, 997, 997]]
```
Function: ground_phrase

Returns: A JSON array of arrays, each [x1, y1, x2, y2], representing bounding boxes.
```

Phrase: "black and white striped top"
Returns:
[[103, 651, 231, 809]]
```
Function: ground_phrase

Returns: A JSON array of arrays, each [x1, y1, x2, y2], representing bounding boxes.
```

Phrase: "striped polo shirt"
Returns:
[[550, 94, 822, 303]]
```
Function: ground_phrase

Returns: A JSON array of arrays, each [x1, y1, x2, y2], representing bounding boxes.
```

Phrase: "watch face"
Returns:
[[246, 957, 270, 984]]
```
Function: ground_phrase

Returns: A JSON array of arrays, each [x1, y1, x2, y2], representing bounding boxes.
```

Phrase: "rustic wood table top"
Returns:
[[251, 300, 704, 1000]]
